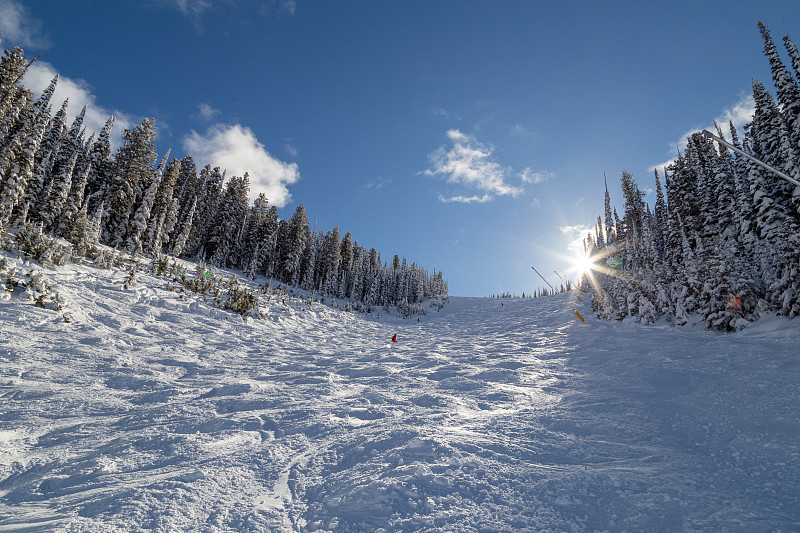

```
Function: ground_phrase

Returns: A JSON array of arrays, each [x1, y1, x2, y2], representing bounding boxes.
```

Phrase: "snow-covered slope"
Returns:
[[0, 254, 798, 532]]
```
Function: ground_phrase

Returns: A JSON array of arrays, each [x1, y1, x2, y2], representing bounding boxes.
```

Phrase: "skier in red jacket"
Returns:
[[391, 334, 397, 344]]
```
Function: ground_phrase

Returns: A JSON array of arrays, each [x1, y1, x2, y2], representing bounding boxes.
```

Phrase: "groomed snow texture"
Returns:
[[0, 256, 798, 532]]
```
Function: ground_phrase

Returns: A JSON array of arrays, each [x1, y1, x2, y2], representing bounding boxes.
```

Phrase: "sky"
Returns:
[[2, 0, 800, 296]]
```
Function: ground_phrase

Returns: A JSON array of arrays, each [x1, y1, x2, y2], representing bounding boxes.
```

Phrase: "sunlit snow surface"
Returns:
[[0, 254, 798, 532]]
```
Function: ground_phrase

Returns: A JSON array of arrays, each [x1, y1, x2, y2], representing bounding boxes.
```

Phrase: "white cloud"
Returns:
[[197, 103, 221, 121], [446, 129, 469, 143], [425, 129, 522, 202], [649, 93, 755, 172], [0, 0, 49, 49], [284, 143, 299, 158], [183, 123, 300, 207], [281, 0, 296, 15], [365, 176, 391, 190], [518, 167, 553, 184], [173, 0, 214, 17], [530, 198, 540, 208], [560, 224, 592, 257], [431, 106, 460, 120], [510, 124, 529, 136], [145, 0, 215, 33], [437, 194, 492, 204], [22, 61, 135, 150]]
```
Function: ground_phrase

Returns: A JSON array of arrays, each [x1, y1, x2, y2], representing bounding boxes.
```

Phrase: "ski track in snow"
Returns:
[[0, 254, 799, 532]]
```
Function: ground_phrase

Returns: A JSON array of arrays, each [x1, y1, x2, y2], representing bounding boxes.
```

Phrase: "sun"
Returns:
[[571, 253, 595, 280]]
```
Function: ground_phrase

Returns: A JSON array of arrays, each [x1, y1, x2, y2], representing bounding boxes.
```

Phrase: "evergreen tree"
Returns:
[[171, 196, 196, 259], [0, 47, 33, 132], [784, 35, 800, 83], [210, 174, 250, 268], [759, 22, 800, 152], [39, 150, 77, 232], [338, 231, 354, 298], [85, 115, 115, 213], [127, 151, 169, 254], [0, 99, 49, 229], [281, 204, 309, 285], [185, 165, 224, 258], [104, 118, 158, 248], [56, 162, 90, 238]]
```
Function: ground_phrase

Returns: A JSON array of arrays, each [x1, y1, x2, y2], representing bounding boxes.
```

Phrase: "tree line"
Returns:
[[584, 22, 800, 330], [0, 43, 448, 317]]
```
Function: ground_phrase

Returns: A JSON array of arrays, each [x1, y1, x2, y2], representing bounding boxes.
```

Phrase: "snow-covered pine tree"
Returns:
[[784, 35, 800, 85], [170, 196, 196, 259], [49, 104, 86, 182], [39, 150, 77, 232], [320, 227, 341, 296], [759, 22, 800, 156], [55, 162, 91, 239], [603, 174, 615, 245], [209, 173, 249, 268], [127, 150, 169, 254], [253, 205, 280, 279], [184, 165, 224, 259], [280, 204, 309, 285], [653, 169, 668, 260], [300, 227, 319, 291], [145, 157, 180, 251], [241, 192, 269, 276], [350, 246, 365, 303], [0, 47, 33, 140], [749, 80, 800, 217], [84, 115, 115, 213], [338, 231, 354, 299], [0, 98, 49, 229], [104, 118, 158, 249]]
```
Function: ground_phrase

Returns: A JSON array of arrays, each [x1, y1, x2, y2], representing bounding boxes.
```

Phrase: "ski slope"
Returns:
[[0, 255, 798, 532]]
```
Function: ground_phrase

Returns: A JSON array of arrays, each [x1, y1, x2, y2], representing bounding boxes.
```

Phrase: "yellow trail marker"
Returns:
[[574, 310, 585, 323]]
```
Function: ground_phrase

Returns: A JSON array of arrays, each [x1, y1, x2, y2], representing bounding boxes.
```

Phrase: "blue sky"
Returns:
[[2, 0, 799, 296]]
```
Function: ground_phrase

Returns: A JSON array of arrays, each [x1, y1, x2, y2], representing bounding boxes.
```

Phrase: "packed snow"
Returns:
[[0, 253, 798, 532]]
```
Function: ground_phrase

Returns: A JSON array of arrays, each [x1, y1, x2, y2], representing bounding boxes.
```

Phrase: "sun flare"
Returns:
[[572, 253, 595, 279]]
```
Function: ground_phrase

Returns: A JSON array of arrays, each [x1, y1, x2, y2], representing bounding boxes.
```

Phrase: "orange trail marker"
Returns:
[[574, 310, 585, 323]]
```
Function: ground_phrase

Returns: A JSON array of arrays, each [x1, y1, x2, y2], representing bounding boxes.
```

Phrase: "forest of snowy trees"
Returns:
[[0, 42, 447, 317], [584, 22, 800, 331]]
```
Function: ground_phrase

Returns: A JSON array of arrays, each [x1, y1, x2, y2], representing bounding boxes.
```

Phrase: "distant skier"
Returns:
[[392, 334, 397, 344]]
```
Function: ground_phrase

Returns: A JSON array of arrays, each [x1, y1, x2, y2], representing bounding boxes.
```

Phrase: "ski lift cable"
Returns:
[[701, 130, 800, 188]]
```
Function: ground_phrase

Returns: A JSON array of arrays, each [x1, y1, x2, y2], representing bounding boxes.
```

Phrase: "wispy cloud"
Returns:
[[438, 194, 492, 204], [151, 0, 295, 31], [425, 129, 522, 203], [284, 142, 299, 158], [431, 106, 460, 120], [518, 167, 553, 184], [510, 124, 530, 136], [23, 61, 135, 150], [281, 0, 296, 15], [0, 0, 49, 49], [196, 102, 221, 121], [649, 93, 755, 172], [183, 123, 300, 207], [365, 176, 391, 190], [146, 0, 215, 32], [166, 0, 214, 17]]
